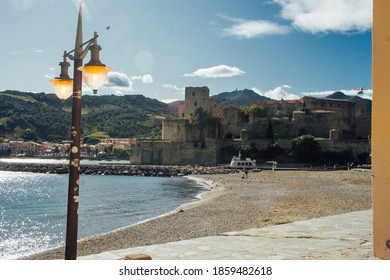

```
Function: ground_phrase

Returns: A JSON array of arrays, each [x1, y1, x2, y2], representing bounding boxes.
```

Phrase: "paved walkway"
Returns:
[[79, 209, 374, 260]]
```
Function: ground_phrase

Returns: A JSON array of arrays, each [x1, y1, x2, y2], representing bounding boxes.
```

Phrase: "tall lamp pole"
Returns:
[[50, 1, 110, 260]]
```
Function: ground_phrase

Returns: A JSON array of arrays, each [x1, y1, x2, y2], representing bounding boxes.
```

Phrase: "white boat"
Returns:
[[229, 153, 257, 169]]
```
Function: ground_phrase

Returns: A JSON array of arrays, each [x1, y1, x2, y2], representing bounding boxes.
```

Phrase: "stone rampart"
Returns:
[[130, 139, 219, 166], [318, 140, 370, 157]]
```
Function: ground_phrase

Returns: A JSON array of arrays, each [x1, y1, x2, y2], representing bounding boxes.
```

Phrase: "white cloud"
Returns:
[[300, 89, 334, 98], [221, 15, 291, 38], [44, 67, 57, 81], [131, 74, 154, 84], [184, 65, 245, 78], [162, 84, 185, 95], [273, 0, 372, 34], [106, 71, 134, 93], [44, 73, 54, 80], [253, 85, 300, 100]]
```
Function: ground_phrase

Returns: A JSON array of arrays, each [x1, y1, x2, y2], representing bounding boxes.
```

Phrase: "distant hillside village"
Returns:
[[0, 138, 131, 158], [129, 86, 371, 166]]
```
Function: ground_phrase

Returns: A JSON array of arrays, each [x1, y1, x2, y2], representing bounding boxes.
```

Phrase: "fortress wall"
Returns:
[[355, 115, 372, 139], [162, 119, 187, 141], [293, 111, 343, 138], [129, 139, 218, 166], [162, 119, 201, 142], [220, 106, 244, 138], [130, 138, 370, 166], [318, 140, 370, 160]]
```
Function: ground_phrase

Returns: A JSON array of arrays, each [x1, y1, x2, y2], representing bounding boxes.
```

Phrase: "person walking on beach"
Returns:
[[241, 168, 248, 179]]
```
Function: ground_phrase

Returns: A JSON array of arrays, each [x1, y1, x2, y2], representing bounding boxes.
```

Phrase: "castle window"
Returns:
[[182, 113, 185, 118], [192, 92, 195, 96], [194, 101, 197, 106]]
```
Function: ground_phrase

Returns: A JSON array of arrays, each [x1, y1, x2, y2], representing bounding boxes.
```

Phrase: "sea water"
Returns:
[[0, 170, 207, 259]]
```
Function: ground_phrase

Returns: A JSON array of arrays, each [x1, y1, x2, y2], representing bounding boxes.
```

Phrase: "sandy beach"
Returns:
[[24, 169, 372, 260]]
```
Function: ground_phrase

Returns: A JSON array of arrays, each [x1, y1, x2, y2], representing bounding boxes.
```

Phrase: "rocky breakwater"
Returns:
[[0, 162, 240, 177]]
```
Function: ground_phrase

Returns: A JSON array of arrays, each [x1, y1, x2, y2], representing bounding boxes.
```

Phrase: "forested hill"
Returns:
[[0, 90, 174, 142]]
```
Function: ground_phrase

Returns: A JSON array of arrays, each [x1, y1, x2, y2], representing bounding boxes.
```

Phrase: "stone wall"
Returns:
[[293, 111, 340, 138], [220, 106, 245, 138], [129, 136, 370, 166], [355, 115, 371, 139], [318, 140, 370, 158], [129, 139, 219, 166], [254, 99, 303, 117], [162, 119, 188, 141]]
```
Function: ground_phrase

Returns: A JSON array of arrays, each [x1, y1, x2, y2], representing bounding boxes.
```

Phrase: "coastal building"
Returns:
[[95, 138, 131, 154], [8, 141, 46, 156], [130, 86, 371, 166]]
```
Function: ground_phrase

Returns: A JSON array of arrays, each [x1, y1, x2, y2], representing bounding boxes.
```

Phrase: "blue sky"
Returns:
[[0, 0, 372, 102]]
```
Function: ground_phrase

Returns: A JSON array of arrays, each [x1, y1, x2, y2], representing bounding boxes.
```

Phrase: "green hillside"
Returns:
[[0, 90, 173, 142]]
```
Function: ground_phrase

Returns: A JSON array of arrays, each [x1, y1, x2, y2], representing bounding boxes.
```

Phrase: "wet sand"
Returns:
[[24, 169, 372, 260]]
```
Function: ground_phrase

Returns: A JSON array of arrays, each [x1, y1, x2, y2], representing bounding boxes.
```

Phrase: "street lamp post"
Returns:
[[50, 1, 110, 260]]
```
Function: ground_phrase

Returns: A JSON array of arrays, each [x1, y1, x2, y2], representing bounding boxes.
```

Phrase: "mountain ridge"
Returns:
[[0, 89, 372, 142], [211, 88, 271, 107]]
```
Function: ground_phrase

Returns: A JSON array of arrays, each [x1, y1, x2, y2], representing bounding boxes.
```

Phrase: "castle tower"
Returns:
[[180, 86, 209, 119]]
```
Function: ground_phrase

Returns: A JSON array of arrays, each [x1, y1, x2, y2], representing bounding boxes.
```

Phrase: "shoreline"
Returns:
[[23, 169, 372, 260], [79, 175, 214, 239], [15, 175, 213, 260]]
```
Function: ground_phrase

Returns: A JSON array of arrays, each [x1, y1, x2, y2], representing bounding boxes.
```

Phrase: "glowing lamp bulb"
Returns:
[[50, 78, 73, 100], [78, 65, 111, 94]]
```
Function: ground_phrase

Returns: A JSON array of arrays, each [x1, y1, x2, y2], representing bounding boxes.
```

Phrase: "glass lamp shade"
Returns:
[[50, 78, 73, 100], [78, 65, 111, 93]]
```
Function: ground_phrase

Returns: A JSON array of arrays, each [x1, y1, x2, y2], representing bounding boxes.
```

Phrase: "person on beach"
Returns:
[[241, 168, 248, 179]]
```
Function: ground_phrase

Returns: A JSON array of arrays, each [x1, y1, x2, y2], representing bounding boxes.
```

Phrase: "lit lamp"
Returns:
[[78, 32, 111, 94], [50, 51, 73, 100]]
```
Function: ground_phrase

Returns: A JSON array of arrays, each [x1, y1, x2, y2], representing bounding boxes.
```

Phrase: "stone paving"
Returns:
[[79, 209, 373, 260]]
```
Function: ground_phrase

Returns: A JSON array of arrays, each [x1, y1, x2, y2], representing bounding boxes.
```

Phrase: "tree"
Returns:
[[21, 129, 38, 142], [298, 100, 311, 114], [243, 104, 267, 119], [274, 110, 283, 118], [291, 135, 320, 163]]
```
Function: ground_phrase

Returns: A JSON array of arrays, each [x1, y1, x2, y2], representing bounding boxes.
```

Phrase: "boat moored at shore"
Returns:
[[229, 153, 257, 169]]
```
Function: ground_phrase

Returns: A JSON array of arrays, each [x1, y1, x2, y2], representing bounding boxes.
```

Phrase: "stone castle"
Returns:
[[129, 87, 371, 165]]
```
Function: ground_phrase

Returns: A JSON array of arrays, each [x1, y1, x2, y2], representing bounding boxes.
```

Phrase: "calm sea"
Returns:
[[0, 159, 208, 259]]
